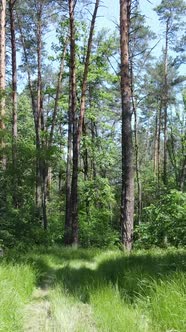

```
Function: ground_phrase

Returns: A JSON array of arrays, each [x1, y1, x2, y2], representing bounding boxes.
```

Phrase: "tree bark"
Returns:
[[64, 72, 73, 245], [9, 0, 18, 207], [82, 120, 88, 181], [157, 103, 162, 187], [154, 108, 158, 175], [89, 87, 97, 179], [0, 0, 6, 168], [49, 41, 68, 146], [36, 3, 44, 226], [180, 131, 186, 192], [133, 96, 142, 225], [68, 0, 78, 246], [163, 19, 169, 186], [120, 0, 134, 251]]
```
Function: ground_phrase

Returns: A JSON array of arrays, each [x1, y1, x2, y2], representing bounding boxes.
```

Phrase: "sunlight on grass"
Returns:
[[49, 287, 97, 332], [90, 285, 150, 332], [148, 273, 186, 332], [0, 263, 36, 332], [0, 247, 185, 332], [48, 247, 186, 332]]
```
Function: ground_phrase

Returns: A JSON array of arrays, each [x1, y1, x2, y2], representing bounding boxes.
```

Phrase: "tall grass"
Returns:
[[47, 247, 186, 332], [0, 247, 185, 331], [0, 262, 36, 332], [49, 287, 97, 332], [148, 273, 186, 331], [90, 285, 149, 332]]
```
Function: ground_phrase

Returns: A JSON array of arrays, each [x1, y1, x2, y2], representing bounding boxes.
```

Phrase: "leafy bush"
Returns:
[[135, 190, 186, 248], [79, 177, 119, 247]]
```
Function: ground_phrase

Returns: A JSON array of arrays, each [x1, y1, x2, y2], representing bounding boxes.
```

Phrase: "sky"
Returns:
[[44, 0, 163, 56], [95, 0, 163, 54], [93, 0, 185, 102], [97, 0, 161, 32]]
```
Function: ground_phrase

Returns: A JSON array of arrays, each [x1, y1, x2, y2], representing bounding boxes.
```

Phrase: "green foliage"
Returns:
[[135, 190, 186, 248], [1, 0, 185, 252], [79, 177, 119, 247]]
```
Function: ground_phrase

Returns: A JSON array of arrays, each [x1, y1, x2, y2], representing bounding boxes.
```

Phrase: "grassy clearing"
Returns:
[[0, 247, 185, 331], [48, 247, 186, 332]]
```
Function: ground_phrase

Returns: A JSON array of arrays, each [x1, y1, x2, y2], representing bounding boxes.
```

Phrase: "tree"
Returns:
[[68, 0, 100, 246], [9, 0, 18, 207], [129, 4, 156, 224], [155, 0, 186, 185], [17, 0, 66, 229], [0, 0, 6, 168], [120, 0, 134, 251]]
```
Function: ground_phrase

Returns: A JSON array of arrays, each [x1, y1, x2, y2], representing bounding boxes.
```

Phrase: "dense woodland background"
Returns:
[[0, 0, 186, 250]]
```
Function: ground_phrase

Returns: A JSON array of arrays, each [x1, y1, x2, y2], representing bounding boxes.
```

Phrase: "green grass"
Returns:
[[0, 246, 185, 331], [148, 273, 186, 331], [90, 285, 149, 332], [0, 262, 36, 332], [49, 287, 97, 332]]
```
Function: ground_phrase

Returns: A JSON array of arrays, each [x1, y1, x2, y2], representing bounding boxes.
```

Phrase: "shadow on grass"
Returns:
[[1, 246, 99, 288], [34, 246, 98, 264], [3, 247, 186, 303], [53, 250, 186, 303]]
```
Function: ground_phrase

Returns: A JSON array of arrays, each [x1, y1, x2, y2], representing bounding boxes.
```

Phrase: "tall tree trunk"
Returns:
[[89, 86, 97, 179], [0, 0, 6, 168], [9, 0, 18, 207], [36, 3, 47, 229], [91, 119, 97, 179], [82, 120, 88, 181], [36, 4, 42, 222], [163, 19, 169, 186], [70, 0, 100, 246], [49, 41, 68, 145], [68, 0, 77, 245], [64, 73, 73, 245], [154, 108, 158, 175], [180, 131, 186, 192], [167, 129, 179, 187], [157, 103, 162, 187], [17, 5, 48, 228], [133, 97, 142, 225], [47, 40, 68, 235], [120, 0, 134, 251], [82, 120, 90, 219], [131, 63, 141, 225]]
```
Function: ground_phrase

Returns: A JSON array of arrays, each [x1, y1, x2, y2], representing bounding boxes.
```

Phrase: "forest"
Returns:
[[0, 0, 186, 331]]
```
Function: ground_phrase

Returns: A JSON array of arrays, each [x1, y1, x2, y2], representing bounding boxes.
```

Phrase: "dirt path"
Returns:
[[23, 288, 51, 331], [23, 268, 97, 332], [23, 270, 56, 332]]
